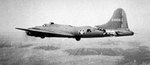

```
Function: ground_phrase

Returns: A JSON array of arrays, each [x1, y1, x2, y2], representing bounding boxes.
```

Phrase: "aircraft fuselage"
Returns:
[[20, 23, 133, 39]]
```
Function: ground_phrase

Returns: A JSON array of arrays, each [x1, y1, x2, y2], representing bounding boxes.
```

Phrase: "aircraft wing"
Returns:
[[16, 28, 74, 36]]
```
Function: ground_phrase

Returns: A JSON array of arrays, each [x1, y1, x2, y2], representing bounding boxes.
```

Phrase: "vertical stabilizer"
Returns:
[[96, 8, 129, 29]]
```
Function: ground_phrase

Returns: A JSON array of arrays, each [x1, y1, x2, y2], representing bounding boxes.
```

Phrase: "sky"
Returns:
[[0, 0, 150, 38], [1, 1, 150, 64]]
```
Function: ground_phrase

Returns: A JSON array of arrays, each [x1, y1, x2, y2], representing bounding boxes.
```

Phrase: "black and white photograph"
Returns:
[[0, 0, 150, 65]]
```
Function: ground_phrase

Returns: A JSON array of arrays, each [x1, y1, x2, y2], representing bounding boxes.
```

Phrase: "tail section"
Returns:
[[96, 8, 129, 29]]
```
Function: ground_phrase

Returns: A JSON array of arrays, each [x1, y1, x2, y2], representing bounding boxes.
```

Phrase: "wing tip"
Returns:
[[15, 27, 28, 31], [15, 27, 23, 30]]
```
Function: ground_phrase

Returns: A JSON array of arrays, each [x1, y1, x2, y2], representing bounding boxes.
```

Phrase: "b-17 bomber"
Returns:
[[16, 8, 134, 41]]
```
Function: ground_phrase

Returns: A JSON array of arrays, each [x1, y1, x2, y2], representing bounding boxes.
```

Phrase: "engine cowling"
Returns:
[[26, 31, 45, 38], [26, 31, 33, 36]]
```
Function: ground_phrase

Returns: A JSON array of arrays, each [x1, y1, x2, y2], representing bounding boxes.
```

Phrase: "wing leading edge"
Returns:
[[16, 28, 74, 37]]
